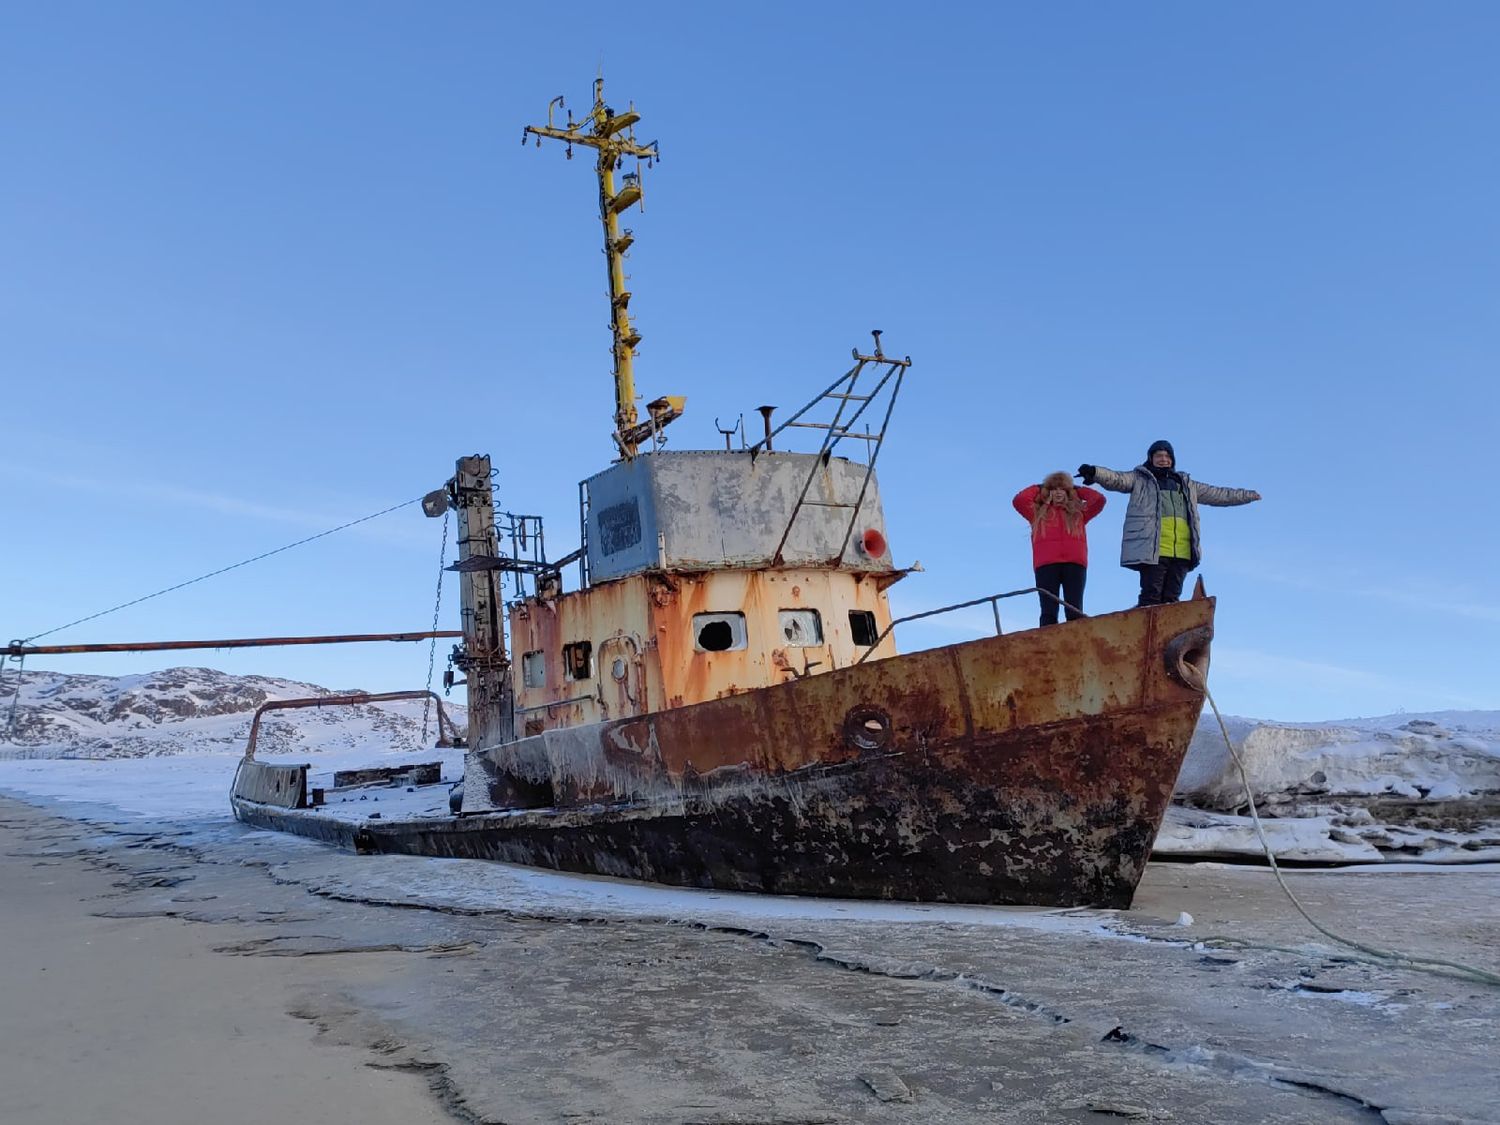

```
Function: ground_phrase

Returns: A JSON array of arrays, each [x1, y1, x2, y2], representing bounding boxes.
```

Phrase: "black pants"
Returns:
[[1137, 560, 1191, 606], [1035, 563, 1086, 626]]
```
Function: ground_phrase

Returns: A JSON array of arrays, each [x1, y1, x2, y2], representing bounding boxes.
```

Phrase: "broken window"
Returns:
[[563, 641, 593, 681], [522, 650, 547, 688], [693, 612, 747, 653], [596, 499, 642, 556], [848, 610, 879, 647], [779, 608, 823, 647]]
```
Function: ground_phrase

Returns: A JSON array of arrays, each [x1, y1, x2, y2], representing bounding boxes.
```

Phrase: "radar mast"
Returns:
[[524, 79, 682, 458]]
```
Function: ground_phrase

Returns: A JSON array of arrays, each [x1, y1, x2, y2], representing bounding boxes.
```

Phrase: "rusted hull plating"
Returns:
[[234, 599, 1214, 908]]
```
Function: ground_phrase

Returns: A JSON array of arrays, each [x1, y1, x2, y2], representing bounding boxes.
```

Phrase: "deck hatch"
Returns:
[[521, 650, 547, 688]]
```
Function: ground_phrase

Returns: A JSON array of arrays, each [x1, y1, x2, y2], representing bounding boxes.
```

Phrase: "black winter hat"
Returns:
[[1146, 440, 1175, 467]]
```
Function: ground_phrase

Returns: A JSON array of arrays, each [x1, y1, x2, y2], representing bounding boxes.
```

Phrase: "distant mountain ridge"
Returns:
[[0, 666, 465, 760]]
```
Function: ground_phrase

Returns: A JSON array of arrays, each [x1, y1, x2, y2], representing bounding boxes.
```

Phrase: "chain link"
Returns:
[[4, 652, 25, 742]]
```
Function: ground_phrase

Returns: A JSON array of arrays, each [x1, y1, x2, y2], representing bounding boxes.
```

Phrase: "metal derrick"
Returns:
[[523, 79, 682, 460]]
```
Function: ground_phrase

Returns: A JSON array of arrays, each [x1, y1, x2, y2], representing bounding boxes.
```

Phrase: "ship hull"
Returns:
[[233, 598, 1213, 908]]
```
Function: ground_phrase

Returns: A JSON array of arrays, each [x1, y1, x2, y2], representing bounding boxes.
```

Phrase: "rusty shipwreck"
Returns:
[[230, 80, 1215, 909]]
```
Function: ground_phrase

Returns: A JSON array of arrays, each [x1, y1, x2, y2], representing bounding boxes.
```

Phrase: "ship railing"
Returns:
[[854, 588, 1086, 665], [242, 690, 461, 758]]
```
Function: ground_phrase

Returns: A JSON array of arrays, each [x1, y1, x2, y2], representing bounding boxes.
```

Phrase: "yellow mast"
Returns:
[[524, 79, 682, 459]]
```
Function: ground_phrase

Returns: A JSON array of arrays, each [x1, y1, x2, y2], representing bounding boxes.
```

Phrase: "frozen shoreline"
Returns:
[[2, 667, 1497, 868], [4, 793, 1495, 1125]]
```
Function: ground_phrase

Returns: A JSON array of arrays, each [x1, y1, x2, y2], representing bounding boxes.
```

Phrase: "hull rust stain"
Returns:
[[234, 598, 1214, 908]]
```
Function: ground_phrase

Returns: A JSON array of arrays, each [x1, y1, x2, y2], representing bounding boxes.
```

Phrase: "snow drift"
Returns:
[[1165, 711, 1500, 863]]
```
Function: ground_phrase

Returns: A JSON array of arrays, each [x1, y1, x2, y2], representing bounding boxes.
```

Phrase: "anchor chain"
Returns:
[[420, 511, 449, 747], [4, 650, 24, 742]]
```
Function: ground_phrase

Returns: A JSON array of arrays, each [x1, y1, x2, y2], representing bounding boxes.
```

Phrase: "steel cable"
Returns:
[[16, 496, 424, 645]]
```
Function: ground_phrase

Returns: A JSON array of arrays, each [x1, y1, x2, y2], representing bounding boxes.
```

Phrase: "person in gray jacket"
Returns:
[[1077, 440, 1260, 606]]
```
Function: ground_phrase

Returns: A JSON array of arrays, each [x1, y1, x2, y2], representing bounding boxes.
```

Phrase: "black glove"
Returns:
[[1076, 464, 1096, 485]]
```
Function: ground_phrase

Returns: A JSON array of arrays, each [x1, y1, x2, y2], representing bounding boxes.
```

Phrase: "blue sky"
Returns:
[[2, 2, 1496, 721]]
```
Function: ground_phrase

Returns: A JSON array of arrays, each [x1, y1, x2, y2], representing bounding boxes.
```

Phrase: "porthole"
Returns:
[[843, 705, 893, 753]]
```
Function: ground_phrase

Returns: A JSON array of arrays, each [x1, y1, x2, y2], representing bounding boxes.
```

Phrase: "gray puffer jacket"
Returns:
[[1093, 465, 1258, 570]]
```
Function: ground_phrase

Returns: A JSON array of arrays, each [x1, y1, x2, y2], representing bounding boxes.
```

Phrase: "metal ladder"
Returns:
[[750, 331, 913, 566]]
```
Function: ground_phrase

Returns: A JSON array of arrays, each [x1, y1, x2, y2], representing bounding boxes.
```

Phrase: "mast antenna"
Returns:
[[523, 78, 683, 459]]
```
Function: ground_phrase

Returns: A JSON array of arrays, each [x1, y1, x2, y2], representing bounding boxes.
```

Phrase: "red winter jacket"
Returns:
[[1011, 485, 1106, 568]]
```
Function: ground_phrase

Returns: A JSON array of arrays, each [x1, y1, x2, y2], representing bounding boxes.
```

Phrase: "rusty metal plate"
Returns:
[[442, 599, 1215, 907], [231, 760, 309, 809]]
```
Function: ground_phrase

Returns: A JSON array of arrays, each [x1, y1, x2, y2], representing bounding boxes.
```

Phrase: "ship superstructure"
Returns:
[[443, 80, 915, 741]]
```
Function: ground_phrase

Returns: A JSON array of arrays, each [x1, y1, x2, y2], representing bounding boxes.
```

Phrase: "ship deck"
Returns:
[[290, 776, 458, 826]]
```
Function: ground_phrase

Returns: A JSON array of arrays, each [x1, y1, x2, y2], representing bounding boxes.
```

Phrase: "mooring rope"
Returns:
[[1197, 687, 1500, 989]]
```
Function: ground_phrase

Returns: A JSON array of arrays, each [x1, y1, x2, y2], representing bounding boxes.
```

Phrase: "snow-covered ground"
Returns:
[[0, 741, 462, 821], [2, 667, 1496, 868]]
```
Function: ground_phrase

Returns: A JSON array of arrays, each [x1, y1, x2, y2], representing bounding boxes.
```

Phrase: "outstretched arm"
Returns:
[[1194, 481, 1261, 506], [1084, 465, 1136, 494]]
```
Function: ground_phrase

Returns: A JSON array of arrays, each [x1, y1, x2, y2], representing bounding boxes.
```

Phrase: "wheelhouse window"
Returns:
[[693, 612, 748, 653], [848, 610, 879, 647], [563, 641, 593, 681], [779, 608, 823, 647], [522, 650, 547, 688]]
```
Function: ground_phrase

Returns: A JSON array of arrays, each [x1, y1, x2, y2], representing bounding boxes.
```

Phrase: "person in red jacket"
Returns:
[[1012, 471, 1107, 626]]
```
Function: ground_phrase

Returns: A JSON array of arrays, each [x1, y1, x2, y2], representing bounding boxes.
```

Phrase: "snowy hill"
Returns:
[[0, 667, 465, 760], [1178, 710, 1500, 807], [1165, 711, 1500, 863]]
